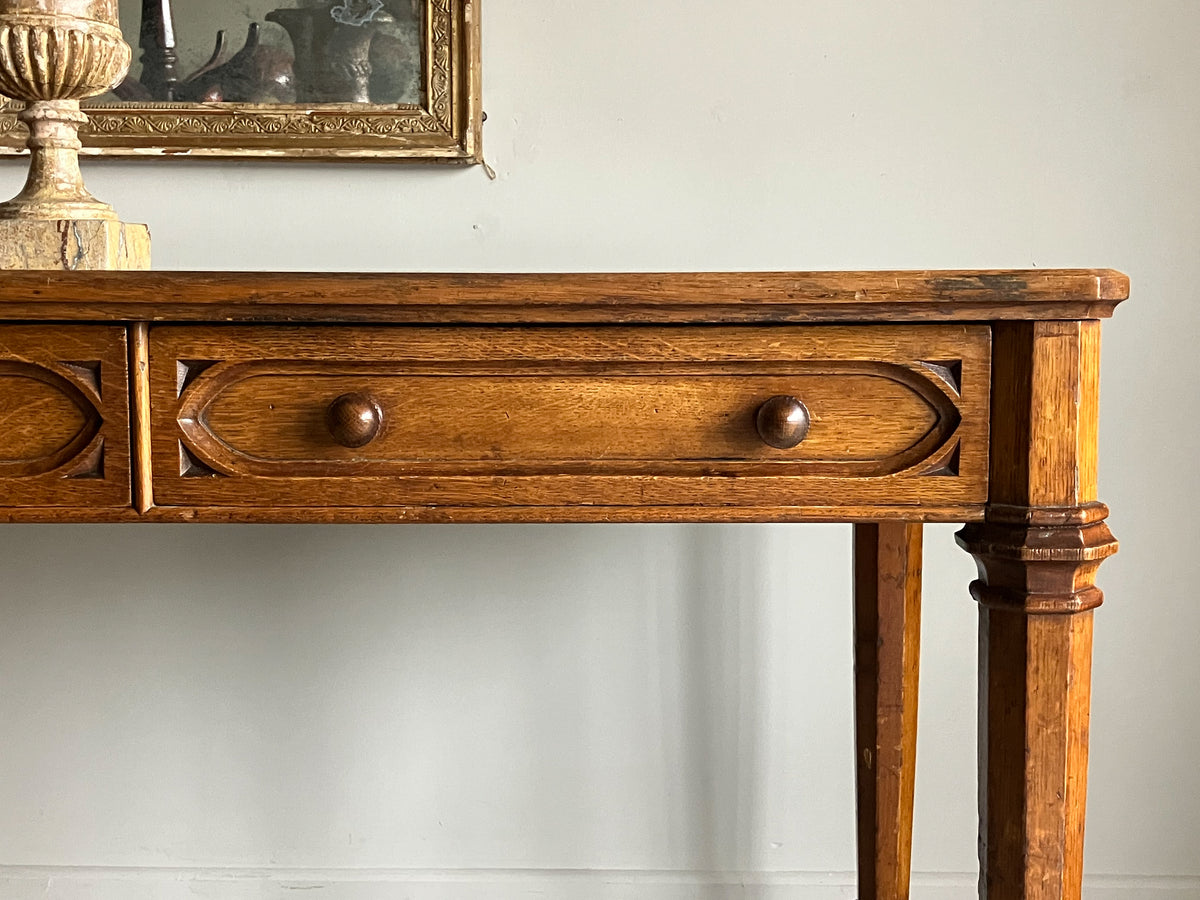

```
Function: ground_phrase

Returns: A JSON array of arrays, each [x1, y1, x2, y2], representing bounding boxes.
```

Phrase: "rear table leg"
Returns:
[[853, 522, 923, 900]]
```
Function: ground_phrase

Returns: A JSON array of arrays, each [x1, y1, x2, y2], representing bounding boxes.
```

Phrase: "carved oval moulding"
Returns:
[[0, 0, 129, 102], [175, 360, 963, 479], [0, 360, 100, 476]]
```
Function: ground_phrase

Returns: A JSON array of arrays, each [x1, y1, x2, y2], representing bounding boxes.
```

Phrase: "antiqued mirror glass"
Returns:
[[109, 0, 423, 105], [0, 0, 479, 160]]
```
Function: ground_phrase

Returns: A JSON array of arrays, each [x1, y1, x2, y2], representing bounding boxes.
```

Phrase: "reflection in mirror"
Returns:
[[100, 0, 423, 106]]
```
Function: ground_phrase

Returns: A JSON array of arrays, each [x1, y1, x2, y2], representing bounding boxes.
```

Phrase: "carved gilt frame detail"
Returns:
[[0, 0, 480, 161]]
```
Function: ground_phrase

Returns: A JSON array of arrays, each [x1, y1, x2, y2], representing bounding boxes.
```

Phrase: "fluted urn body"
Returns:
[[0, 0, 132, 220]]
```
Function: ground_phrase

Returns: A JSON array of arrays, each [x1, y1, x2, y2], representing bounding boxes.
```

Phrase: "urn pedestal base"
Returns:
[[0, 219, 150, 270]]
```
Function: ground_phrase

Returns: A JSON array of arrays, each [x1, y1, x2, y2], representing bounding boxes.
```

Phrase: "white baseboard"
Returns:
[[0, 868, 1196, 899]]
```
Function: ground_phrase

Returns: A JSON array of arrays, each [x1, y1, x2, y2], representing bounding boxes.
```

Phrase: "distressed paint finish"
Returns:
[[0, 0, 132, 220], [0, 219, 150, 270]]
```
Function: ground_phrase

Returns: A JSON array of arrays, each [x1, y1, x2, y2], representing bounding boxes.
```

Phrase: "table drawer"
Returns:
[[0, 325, 130, 509], [148, 325, 990, 514]]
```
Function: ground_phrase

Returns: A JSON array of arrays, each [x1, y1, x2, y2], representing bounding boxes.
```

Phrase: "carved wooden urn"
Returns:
[[0, 0, 131, 220]]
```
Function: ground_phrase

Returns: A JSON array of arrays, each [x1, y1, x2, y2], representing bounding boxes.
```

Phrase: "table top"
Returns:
[[0, 269, 1128, 323]]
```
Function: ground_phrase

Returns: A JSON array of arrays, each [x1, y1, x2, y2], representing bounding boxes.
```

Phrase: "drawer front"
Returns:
[[0, 325, 130, 509], [149, 325, 990, 514]]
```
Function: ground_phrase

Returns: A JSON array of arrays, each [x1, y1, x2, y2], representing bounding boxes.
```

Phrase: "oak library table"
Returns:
[[0, 268, 1127, 900]]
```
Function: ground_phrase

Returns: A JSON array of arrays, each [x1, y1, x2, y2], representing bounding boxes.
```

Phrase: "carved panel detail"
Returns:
[[0, 360, 102, 477], [176, 359, 217, 397], [148, 324, 990, 512], [65, 439, 105, 479], [172, 358, 966, 480], [956, 503, 1119, 614], [921, 439, 961, 477], [0, 325, 129, 509], [179, 441, 221, 479], [918, 359, 963, 395]]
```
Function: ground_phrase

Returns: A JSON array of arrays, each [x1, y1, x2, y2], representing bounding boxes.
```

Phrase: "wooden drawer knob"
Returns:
[[326, 392, 383, 448], [756, 395, 810, 449]]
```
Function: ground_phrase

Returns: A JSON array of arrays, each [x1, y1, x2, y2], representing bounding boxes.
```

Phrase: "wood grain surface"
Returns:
[[0, 268, 1128, 900], [146, 323, 990, 514], [956, 321, 1119, 900], [0, 325, 130, 508], [854, 522, 923, 900], [0, 502, 987, 524], [0, 269, 1128, 324], [128, 322, 152, 513]]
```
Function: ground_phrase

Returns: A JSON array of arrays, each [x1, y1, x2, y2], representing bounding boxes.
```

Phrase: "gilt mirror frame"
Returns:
[[0, 0, 480, 161]]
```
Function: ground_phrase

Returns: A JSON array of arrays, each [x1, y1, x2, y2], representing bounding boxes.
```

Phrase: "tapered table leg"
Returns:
[[854, 521, 922, 900], [956, 321, 1118, 899]]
